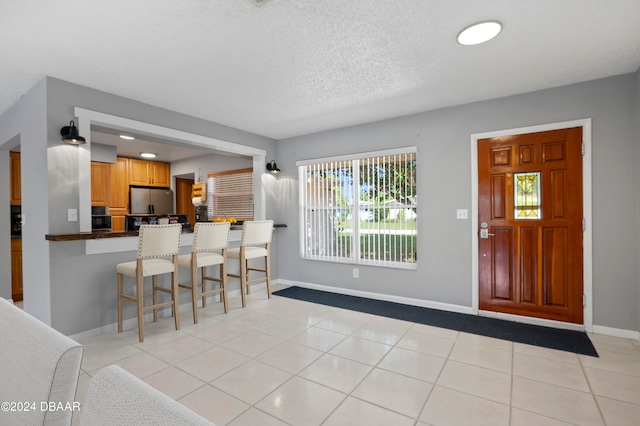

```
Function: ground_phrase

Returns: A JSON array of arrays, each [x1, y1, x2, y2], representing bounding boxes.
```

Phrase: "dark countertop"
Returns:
[[45, 223, 287, 242]]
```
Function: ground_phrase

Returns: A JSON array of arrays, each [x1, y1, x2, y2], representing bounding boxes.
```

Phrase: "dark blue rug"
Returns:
[[274, 286, 598, 357]]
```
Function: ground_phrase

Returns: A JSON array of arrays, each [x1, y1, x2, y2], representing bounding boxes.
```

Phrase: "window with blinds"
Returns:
[[298, 147, 417, 269], [207, 168, 254, 220]]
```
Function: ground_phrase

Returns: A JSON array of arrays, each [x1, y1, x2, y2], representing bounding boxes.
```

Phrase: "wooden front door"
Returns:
[[478, 127, 584, 324]]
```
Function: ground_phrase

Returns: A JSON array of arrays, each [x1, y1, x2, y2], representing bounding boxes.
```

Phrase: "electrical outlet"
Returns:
[[68, 209, 78, 222], [353, 268, 359, 278], [456, 209, 468, 220]]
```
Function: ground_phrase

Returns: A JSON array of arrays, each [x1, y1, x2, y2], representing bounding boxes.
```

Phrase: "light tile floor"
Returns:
[[73, 285, 640, 425]]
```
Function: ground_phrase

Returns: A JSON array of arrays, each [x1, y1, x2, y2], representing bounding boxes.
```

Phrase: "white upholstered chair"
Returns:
[[117, 224, 182, 342], [227, 220, 274, 307], [177, 221, 230, 323], [80, 365, 213, 426], [0, 298, 83, 426]]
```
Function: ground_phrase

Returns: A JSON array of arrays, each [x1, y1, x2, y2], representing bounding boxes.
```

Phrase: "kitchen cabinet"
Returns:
[[91, 162, 111, 206], [109, 157, 130, 232], [128, 158, 170, 187], [11, 238, 22, 302], [10, 151, 20, 205]]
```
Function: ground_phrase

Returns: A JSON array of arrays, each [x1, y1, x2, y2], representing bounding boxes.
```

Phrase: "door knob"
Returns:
[[479, 229, 495, 239]]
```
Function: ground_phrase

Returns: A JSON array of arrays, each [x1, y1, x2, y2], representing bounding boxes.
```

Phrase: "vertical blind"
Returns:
[[207, 168, 254, 220], [300, 148, 417, 269]]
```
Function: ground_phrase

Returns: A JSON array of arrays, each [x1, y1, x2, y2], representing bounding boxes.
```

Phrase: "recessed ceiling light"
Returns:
[[457, 21, 502, 46], [119, 135, 135, 140], [140, 152, 156, 159]]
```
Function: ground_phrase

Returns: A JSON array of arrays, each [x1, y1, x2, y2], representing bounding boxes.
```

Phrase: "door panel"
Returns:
[[478, 127, 583, 324], [491, 174, 507, 219], [542, 227, 568, 306], [519, 226, 537, 304], [492, 227, 513, 301]]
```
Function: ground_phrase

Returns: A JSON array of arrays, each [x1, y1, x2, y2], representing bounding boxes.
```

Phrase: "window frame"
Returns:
[[297, 147, 417, 270], [207, 167, 254, 220]]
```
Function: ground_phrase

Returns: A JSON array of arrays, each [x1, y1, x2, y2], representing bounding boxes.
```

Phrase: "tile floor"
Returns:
[[73, 285, 640, 425]]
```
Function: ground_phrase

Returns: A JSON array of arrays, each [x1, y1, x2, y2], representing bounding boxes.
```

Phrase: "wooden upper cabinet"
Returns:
[[128, 158, 150, 186], [10, 152, 21, 205], [91, 162, 111, 206], [150, 161, 170, 187], [128, 158, 170, 187]]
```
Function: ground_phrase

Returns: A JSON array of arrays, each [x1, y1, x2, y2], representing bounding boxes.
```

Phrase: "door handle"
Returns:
[[479, 229, 495, 239]]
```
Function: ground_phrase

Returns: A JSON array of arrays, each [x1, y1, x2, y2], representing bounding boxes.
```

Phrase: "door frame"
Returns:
[[470, 118, 593, 332]]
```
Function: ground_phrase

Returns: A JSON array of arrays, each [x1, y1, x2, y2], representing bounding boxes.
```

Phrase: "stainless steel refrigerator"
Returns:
[[130, 187, 174, 215]]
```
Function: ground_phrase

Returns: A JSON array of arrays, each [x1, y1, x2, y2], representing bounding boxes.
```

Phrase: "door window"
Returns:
[[514, 172, 541, 219]]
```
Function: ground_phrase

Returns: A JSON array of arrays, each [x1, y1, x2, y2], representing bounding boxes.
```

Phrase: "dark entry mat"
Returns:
[[273, 286, 598, 357]]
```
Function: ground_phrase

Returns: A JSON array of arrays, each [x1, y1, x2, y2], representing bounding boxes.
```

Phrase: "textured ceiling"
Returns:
[[1, 0, 639, 140]]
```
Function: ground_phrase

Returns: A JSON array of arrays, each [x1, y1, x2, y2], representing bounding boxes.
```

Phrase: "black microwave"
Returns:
[[91, 215, 112, 232]]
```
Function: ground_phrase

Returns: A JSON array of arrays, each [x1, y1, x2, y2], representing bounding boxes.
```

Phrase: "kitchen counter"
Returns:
[[45, 223, 287, 242]]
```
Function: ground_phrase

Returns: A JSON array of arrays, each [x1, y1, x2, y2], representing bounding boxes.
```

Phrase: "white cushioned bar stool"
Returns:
[[117, 224, 182, 342], [227, 220, 274, 307], [177, 221, 231, 323]]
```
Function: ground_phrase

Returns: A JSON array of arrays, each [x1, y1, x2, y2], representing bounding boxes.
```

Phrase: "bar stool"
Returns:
[[227, 220, 274, 308], [177, 222, 231, 324], [117, 224, 182, 343]]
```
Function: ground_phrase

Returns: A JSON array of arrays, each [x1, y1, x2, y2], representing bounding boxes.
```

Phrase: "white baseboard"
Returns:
[[592, 325, 640, 342]]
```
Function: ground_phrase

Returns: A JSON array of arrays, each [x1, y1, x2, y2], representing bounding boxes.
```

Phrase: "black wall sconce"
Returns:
[[266, 160, 280, 174], [60, 120, 86, 145]]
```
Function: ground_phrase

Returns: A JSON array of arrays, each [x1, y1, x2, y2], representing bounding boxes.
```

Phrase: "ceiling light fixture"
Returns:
[[140, 152, 157, 159], [266, 160, 280, 174], [60, 120, 86, 145], [457, 21, 502, 46], [119, 135, 135, 140]]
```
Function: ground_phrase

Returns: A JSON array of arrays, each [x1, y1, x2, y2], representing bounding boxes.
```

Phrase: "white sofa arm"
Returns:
[[0, 298, 83, 426], [80, 365, 214, 426]]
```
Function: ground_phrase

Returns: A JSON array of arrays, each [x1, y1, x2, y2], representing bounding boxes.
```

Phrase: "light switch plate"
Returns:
[[68, 208, 78, 222], [456, 209, 468, 220]]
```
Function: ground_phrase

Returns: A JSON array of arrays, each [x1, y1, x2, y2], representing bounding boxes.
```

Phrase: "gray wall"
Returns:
[[171, 152, 253, 181], [0, 79, 51, 322], [277, 73, 640, 332]]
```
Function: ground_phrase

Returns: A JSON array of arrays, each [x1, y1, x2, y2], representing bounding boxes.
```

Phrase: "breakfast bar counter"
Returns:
[[45, 223, 287, 242], [45, 224, 286, 255]]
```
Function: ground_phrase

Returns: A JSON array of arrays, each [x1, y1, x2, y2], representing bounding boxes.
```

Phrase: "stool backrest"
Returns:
[[137, 224, 182, 259], [192, 222, 230, 252], [240, 220, 274, 246]]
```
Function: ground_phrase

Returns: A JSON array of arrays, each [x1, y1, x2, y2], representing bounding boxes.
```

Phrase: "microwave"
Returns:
[[91, 215, 112, 232]]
